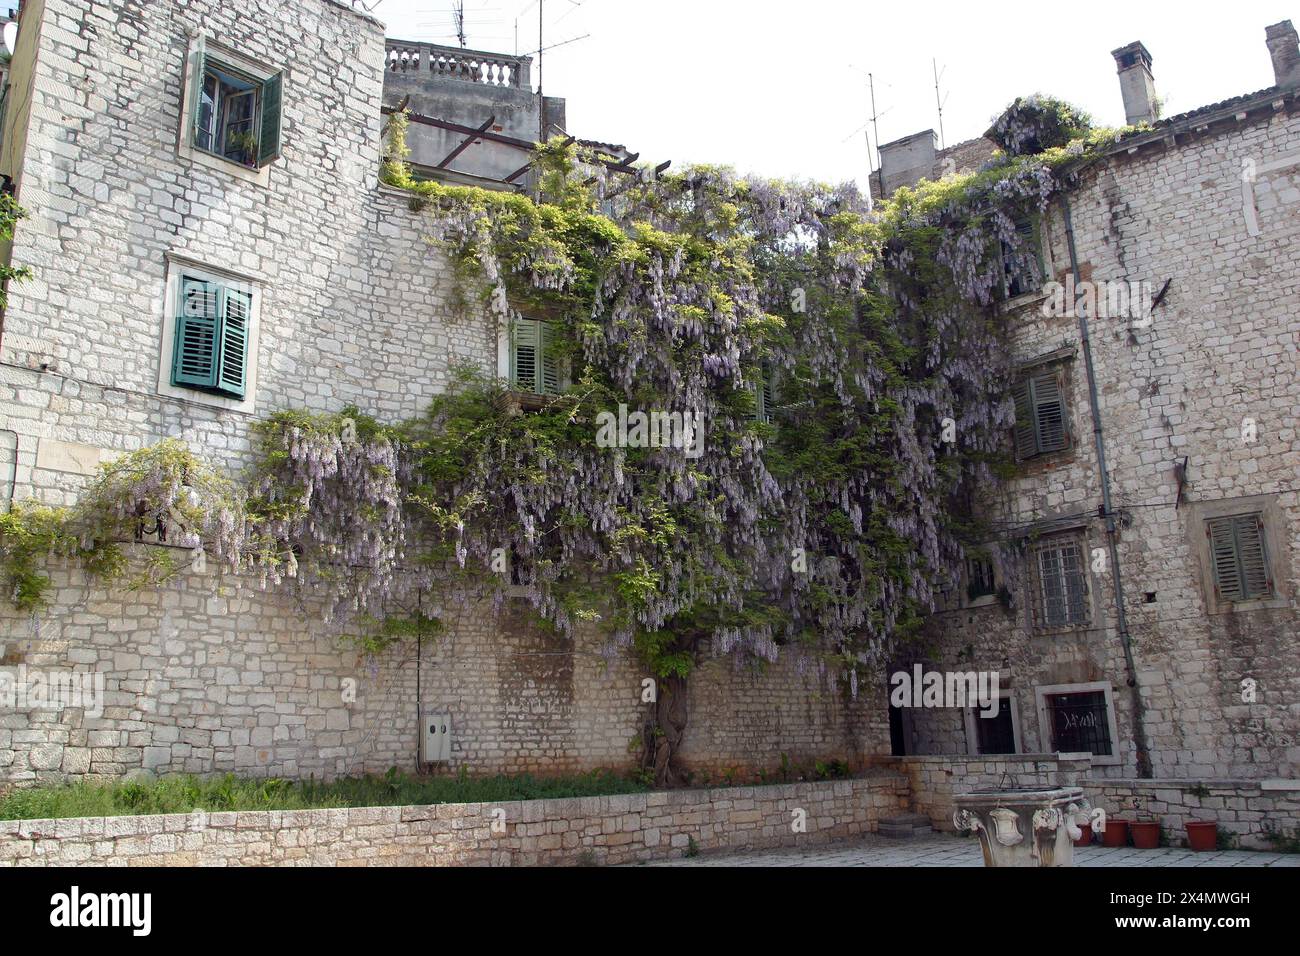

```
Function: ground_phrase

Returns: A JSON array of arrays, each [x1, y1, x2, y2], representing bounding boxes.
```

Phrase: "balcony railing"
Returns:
[[385, 39, 531, 89]]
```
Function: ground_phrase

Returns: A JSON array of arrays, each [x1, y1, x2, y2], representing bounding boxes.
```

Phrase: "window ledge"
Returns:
[[178, 140, 271, 187], [997, 288, 1051, 316]]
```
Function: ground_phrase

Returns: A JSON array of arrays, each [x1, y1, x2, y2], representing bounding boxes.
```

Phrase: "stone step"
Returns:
[[879, 813, 935, 839]]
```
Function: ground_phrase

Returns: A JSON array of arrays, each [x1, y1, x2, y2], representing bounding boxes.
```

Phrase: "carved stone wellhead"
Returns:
[[953, 786, 1093, 867]]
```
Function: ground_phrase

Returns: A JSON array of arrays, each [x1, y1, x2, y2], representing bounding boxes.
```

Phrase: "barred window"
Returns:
[[1032, 535, 1089, 627]]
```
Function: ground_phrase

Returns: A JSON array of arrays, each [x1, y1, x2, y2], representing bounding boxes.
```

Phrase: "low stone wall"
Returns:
[[885, 755, 1300, 850], [1090, 779, 1300, 851], [0, 774, 909, 866]]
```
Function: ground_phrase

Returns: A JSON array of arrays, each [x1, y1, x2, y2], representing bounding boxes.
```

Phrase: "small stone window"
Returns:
[[1206, 514, 1273, 603], [966, 556, 997, 603], [180, 36, 283, 181], [1013, 365, 1070, 460], [1043, 691, 1112, 758], [1030, 534, 1089, 628]]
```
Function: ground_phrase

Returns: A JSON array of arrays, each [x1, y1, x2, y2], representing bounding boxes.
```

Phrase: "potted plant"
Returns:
[[1102, 818, 1130, 847], [1073, 821, 1093, 847], [1130, 820, 1161, 849], [1185, 820, 1218, 852]]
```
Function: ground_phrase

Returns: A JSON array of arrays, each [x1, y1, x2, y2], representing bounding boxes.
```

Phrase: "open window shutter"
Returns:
[[217, 288, 250, 398], [172, 277, 219, 389], [540, 321, 561, 395], [1012, 376, 1036, 458], [1032, 370, 1068, 454], [511, 318, 540, 393], [258, 72, 283, 167], [1234, 515, 1271, 600], [1207, 517, 1243, 602], [762, 372, 775, 421], [188, 35, 207, 145]]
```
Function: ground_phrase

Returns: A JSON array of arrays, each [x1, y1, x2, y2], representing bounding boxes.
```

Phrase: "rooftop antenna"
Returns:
[[933, 59, 949, 150], [453, 0, 467, 47]]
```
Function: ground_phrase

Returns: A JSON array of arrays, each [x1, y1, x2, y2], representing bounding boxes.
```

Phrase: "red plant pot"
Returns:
[[1185, 821, 1218, 852], [1073, 822, 1092, 848], [1102, 819, 1129, 847], [1130, 821, 1161, 849]]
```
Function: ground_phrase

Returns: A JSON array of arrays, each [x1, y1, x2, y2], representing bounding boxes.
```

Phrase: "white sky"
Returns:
[[371, 0, 1292, 190]]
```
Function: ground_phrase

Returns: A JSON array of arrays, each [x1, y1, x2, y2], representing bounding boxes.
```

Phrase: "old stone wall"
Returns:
[[909, 102, 1300, 780], [0, 0, 883, 787], [0, 774, 910, 866], [890, 754, 1300, 850]]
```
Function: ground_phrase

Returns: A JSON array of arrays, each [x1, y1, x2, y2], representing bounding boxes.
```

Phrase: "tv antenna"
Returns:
[[453, 0, 467, 47], [933, 59, 950, 149]]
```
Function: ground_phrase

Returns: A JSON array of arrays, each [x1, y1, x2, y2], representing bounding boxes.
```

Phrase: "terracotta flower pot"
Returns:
[[1185, 821, 1218, 852], [1102, 819, 1129, 847], [1073, 822, 1092, 847], [1130, 821, 1161, 849]]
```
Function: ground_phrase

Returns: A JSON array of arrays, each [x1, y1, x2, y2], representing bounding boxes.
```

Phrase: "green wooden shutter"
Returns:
[[188, 35, 207, 146], [1012, 376, 1036, 458], [1235, 515, 1272, 600], [540, 320, 561, 395], [172, 277, 220, 389], [511, 318, 540, 393], [217, 287, 250, 398], [1031, 370, 1068, 454], [1209, 515, 1272, 602], [258, 72, 283, 166], [1208, 517, 1244, 602]]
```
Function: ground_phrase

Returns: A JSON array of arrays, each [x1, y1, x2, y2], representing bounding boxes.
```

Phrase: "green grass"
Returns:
[[0, 769, 650, 821]]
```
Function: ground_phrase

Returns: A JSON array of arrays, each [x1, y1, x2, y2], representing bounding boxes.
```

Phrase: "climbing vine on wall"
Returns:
[[2, 99, 1143, 785]]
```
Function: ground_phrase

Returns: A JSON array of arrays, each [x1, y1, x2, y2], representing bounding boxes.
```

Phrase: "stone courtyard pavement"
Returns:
[[639, 834, 1300, 867]]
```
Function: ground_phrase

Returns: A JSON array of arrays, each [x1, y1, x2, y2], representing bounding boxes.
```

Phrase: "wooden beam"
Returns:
[[436, 115, 496, 169]]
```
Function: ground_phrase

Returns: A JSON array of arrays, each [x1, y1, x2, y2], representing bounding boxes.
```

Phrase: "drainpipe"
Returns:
[[1060, 192, 1154, 779]]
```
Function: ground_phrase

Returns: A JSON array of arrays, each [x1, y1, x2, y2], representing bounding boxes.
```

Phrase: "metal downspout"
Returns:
[[1060, 192, 1154, 779]]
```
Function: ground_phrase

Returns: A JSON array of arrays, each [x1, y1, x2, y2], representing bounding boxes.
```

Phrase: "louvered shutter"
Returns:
[[172, 277, 219, 388], [540, 320, 561, 395], [1207, 517, 1242, 601], [188, 35, 207, 146], [258, 72, 283, 166], [1235, 515, 1272, 600], [1032, 370, 1069, 454], [1012, 376, 1036, 458], [217, 288, 250, 398], [1209, 515, 1272, 602], [762, 374, 775, 421], [511, 318, 540, 393]]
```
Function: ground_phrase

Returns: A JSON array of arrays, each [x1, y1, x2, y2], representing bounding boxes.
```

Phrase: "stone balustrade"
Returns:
[[385, 39, 530, 88]]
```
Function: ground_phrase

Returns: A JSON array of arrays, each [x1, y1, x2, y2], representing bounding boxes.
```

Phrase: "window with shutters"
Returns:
[[509, 317, 566, 397], [1206, 514, 1274, 604], [170, 273, 251, 400], [1002, 215, 1044, 299], [178, 37, 283, 182], [1013, 365, 1071, 461], [1030, 534, 1090, 628]]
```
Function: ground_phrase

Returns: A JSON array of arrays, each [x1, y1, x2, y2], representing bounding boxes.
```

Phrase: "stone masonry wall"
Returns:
[[0, 774, 910, 866], [909, 101, 1300, 780], [0, 0, 886, 786], [891, 754, 1300, 850]]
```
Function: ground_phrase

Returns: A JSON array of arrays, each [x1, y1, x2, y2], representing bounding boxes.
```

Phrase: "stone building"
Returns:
[[889, 23, 1300, 785], [0, 0, 1295, 818], [0, 0, 876, 786]]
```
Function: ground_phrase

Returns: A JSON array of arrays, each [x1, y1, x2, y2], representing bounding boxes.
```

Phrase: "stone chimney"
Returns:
[[1266, 20, 1300, 90], [877, 130, 938, 197], [1112, 42, 1158, 126]]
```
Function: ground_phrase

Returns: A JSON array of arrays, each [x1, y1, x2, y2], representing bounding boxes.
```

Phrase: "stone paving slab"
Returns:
[[639, 834, 1300, 867]]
